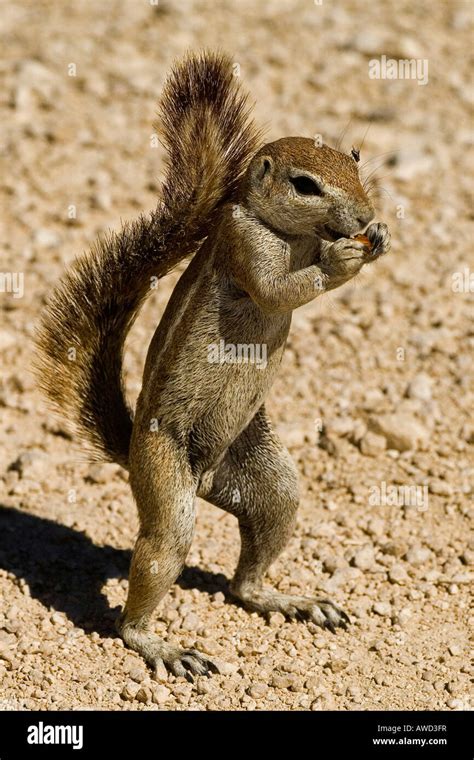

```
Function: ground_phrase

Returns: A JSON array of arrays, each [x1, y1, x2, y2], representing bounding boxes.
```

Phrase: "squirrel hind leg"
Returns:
[[118, 431, 217, 677], [198, 407, 350, 632]]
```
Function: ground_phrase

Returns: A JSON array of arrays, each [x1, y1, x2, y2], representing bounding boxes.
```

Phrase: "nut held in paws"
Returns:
[[352, 234, 373, 252]]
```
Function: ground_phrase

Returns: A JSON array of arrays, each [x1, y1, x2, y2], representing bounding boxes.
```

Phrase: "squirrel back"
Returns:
[[34, 51, 262, 467]]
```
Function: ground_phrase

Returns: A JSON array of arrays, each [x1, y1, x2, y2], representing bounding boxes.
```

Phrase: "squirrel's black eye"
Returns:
[[290, 176, 323, 196]]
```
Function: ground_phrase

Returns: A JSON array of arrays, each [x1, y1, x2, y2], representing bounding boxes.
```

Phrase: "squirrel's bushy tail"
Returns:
[[34, 51, 262, 467]]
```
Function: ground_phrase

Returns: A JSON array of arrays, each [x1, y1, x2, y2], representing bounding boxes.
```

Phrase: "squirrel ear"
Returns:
[[252, 155, 274, 184]]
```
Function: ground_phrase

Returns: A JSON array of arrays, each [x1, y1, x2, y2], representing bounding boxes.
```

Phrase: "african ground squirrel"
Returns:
[[35, 51, 391, 677]]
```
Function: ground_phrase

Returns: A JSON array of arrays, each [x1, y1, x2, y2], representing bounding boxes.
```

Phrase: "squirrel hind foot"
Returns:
[[230, 584, 350, 631], [117, 620, 219, 679]]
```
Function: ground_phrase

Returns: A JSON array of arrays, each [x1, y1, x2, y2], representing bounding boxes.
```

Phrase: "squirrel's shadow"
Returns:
[[0, 505, 229, 638]]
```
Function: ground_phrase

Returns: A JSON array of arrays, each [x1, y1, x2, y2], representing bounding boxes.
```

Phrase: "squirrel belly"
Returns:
[[136, 215, 291, 474]]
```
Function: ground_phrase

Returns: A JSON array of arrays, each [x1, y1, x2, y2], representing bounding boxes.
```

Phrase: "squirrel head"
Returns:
[[243, 137, 374, 240]]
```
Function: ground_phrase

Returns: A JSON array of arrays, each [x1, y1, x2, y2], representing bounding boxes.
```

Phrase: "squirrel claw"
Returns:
[[324, 619, 337, 634], [170, 650, 218, 679], [151, 648, 218, 680]]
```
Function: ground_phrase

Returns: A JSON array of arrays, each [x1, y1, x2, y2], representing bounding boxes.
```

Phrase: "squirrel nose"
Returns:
[[357, 211, 373, 228]]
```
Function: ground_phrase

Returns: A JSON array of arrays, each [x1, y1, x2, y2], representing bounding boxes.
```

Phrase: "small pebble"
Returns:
[[373, 602, 392, 617]]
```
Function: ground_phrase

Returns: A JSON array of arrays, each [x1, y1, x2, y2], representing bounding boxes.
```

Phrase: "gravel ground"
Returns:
[[0, 0, 473, 711]]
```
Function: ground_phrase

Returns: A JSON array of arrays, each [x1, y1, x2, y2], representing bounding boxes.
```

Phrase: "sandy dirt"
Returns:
[[0, 0, 473, 711]]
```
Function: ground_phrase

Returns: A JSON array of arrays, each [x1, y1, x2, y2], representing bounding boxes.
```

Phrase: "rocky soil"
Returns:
[[0, 0, 473, 711]]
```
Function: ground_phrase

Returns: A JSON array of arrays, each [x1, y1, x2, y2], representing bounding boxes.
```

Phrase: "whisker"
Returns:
[[335, 118, 353, 152], [366, 172, 395, 186], [365, 177, 395, 204], [356, 123, 372, 154], [360, 150, 397, 170], [376, 186, 395, 202], [362, 166, 386, 188]]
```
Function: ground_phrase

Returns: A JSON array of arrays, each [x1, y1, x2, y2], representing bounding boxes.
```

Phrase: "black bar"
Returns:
[[0, 710, 469, 757]]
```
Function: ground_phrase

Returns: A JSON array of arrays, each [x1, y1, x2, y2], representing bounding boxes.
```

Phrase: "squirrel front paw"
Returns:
[[365, 221, 391, 259], [319, 237, 368, 286]]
